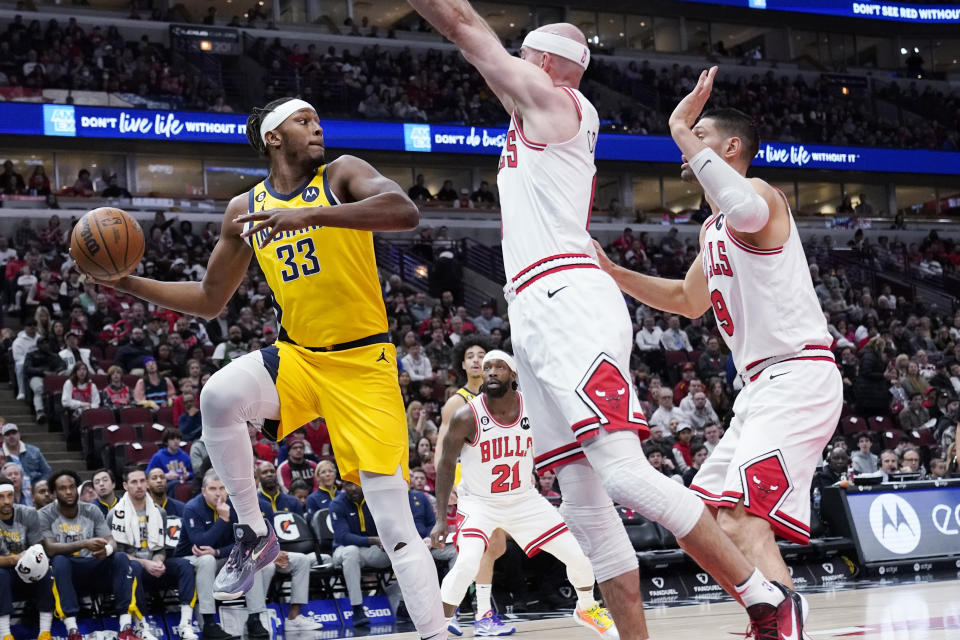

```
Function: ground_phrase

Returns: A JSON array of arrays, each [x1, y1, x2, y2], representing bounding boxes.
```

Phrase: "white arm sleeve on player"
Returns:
[[690, 147, 769, 233]]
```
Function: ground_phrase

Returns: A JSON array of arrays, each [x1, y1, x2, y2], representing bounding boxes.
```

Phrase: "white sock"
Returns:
[[119, 614, 132, 629], [735, 568, 784, 609], [0, 614, 11, 638], [180, 605, 194, 627], [475, 583, 492, 618], [64, 617, 78, 632], [39, 612, 53, 633], [576, 588, 596, 611]]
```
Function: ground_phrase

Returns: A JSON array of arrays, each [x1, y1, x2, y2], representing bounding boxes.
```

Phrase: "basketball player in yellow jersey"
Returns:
[[435, 336, 508, 635], [79, 97, 449, 640]]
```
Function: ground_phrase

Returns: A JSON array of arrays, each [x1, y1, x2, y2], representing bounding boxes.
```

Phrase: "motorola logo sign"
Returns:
[[869, 494, 921, 554]]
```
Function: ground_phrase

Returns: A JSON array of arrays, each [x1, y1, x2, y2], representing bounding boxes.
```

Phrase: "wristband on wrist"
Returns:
[[105, 543, 114, 557]]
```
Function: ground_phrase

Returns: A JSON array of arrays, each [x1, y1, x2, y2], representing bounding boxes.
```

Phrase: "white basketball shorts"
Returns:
[[505, 262, 649, 476], [689, 359, 843, 544], [455, 490, 569, 557]]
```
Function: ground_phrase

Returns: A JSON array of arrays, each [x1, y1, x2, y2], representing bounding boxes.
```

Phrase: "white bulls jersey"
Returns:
[[497, 87, 600, 280], [700, 204, 832, 379], [458, 391, 535, 500]]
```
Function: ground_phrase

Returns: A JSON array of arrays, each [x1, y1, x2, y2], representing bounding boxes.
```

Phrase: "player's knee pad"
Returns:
[[556, 461, 637, 583], [199, 353, 278, 427], [585, 432, 703, 539], [439, 539, 484, 606]]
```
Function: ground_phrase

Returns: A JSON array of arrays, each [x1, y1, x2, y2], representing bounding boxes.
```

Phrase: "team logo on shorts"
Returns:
[[738, 451, 808, 540], [575, 354, 648, 436]]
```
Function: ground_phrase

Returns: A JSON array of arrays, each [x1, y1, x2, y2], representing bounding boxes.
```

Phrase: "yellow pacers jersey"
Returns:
[[244, 166, 387, 347], [456, 387, 477, 403]]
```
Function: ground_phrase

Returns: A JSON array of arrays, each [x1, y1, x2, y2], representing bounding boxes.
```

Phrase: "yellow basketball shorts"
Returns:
[[261, 339, 408, 484]]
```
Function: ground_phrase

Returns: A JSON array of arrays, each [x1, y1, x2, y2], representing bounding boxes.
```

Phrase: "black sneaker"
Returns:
[[201, 623, 237, 640], [745, 582, 803, 640], [352, 604, 369, 628], [212, 520, 280, 600], [245, 616, 270, 640]]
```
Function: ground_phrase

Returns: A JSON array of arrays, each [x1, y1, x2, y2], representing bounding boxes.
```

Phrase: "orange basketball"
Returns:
[[70, 207, 145, 281]]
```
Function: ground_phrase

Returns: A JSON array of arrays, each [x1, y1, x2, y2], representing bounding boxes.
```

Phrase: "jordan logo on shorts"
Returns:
[[376, 348, 389, 363]]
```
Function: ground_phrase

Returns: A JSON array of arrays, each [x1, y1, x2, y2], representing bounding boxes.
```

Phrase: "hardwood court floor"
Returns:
[[374, 580, 960, 639]]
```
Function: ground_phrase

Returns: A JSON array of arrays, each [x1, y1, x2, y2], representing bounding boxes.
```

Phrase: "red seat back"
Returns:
[[81, 408, 117, 428], [103, 423, 138, 446], [120, 407, 153, 424], [43, 375, 68, 394]]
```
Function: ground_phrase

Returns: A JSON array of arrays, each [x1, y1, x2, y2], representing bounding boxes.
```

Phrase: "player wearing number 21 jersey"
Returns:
[[597, 67, 841, 635], [431, 351, 617, 638]]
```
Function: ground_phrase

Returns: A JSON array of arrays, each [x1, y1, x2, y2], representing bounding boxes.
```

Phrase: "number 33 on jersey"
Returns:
[[242, 165, 387, 348]]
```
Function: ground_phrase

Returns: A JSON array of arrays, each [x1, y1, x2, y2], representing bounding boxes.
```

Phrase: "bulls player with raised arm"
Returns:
[[596, 67, 843, 635], [403, 1, 803, 638], [431, 350, 616, 638]]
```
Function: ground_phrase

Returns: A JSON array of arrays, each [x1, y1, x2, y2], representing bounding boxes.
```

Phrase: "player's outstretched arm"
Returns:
[[233, 155, 418, 246], [594, 240, 711, 320], [404, 0, 558, 116], [431, 405, 476, 547], [80, 197, 253, 320]]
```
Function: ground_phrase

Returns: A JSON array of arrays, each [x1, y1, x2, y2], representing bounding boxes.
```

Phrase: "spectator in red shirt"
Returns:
[[278, 436, 317, 491], [301, 418, 331, 459], [673, 363, 696, 405], [672, 423, 694, 472], [537, 470, 560, 498]]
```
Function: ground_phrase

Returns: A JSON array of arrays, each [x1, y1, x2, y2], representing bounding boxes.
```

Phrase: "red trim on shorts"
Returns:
[[459, 528, 489, 552], [534, 442, 586, 475], [744, 346, 834, 375], [467, 402, 482, 447], [512, 253, 593, 282], [574, 427, 601, 443], [512, 111, 546, 151], [748, 356, 837, 381], [692, 487, 810, 545], [690, 484, 742, 506], [515, 264, 599, 294], [724, 227, 783, 255], [523, 522, 569, 557]]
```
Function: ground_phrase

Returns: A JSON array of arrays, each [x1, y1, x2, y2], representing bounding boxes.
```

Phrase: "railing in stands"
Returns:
[[373, 239, 491, 314], [826, 249, 958, 313], [460, 237, 506, 284]]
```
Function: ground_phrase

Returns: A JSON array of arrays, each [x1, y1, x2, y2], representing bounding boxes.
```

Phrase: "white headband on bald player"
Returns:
[[482, 350, 517, 373], [259, 98, 316, 145], [0, 483, 13, 494], [521, 31, 590, 69]]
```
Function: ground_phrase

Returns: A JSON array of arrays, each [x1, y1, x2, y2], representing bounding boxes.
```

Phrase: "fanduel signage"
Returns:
[[846, 485, 960, 564], [676, 0, 960, 23], [2, 103, 959, 175]]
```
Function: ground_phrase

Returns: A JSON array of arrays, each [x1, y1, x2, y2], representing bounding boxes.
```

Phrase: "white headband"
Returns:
[[482, 350, 517, 373], [259, 98, 316, 145], [0, 483, 13, 494], [522, 31, 590, 69]]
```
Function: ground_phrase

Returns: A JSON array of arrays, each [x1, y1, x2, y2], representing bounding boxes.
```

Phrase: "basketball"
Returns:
[[70, 207, 145, 281]]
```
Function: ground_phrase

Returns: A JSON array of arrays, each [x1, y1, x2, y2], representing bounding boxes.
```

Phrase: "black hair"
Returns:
[[451, 334, 491, 382], [161, 427, 183, 445], [699, 108, 760, 162], [92, 468, 115, 484], [246, 97, 298, 156], [48, 469, 82, 489], [288, 479, 310, 495], [122, 466, 146, 483]]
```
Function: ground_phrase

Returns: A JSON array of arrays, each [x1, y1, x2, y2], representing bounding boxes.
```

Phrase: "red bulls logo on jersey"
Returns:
[[575, 355, 649, 439], [480, 435, 534, 463]]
